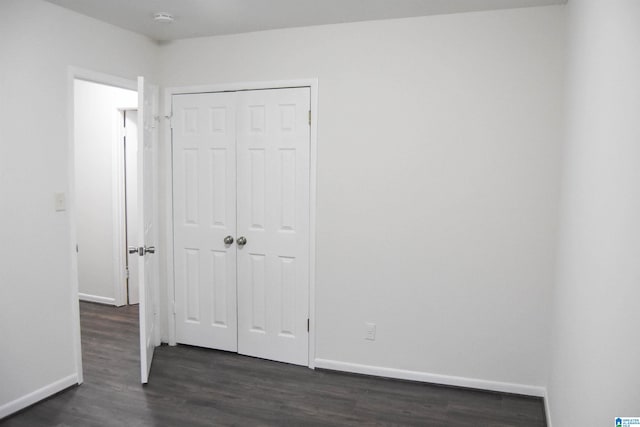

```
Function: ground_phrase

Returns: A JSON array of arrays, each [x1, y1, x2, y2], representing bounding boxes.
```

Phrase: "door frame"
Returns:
[[163, 79, 319, 368], [67, 66, 139, 384], [120, 108, 139, 305]]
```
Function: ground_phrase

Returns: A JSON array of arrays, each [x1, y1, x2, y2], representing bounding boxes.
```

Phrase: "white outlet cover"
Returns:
[[365, 322, 376, 341]]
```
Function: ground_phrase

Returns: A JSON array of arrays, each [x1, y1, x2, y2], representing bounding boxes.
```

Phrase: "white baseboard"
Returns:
[[544, 391, 553, 427], [314, 358, 546, 397], [78, 293, 116, 305], [0, 374, 78, 419]]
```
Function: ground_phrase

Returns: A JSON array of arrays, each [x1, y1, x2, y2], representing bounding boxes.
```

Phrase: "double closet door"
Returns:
[[172, 88, 310, 366]]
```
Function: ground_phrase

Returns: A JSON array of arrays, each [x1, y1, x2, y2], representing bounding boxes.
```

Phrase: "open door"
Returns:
[[136, 76, 160, 383]]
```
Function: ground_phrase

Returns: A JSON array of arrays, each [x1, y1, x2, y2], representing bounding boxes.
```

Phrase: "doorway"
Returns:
[[72, 78, 142, 387], [69, 69, 162, 386], [170, 85, 316, 367], [74, 78, 138, 307]]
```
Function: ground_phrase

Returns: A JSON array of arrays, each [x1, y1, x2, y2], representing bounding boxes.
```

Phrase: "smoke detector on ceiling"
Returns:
[[153, 12, 174, 23]]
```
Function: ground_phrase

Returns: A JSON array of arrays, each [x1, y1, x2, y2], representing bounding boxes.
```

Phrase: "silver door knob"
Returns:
[[224, 235, 234, 245], [237, 236, 247, 247], [128, 246, 138, 254], [144, 246, 156, 254]]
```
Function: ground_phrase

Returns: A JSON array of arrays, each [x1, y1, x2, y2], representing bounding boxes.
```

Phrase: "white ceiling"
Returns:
[[44, 0, 566, 42]]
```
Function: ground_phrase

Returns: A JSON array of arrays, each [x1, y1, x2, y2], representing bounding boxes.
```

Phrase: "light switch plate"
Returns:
[[54, 192, 66, 211]]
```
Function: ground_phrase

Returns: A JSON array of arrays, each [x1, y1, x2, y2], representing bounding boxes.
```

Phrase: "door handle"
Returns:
[[130, 246, 155, 256], [237, 236, 247, 247], [224, 235, 234, 245]]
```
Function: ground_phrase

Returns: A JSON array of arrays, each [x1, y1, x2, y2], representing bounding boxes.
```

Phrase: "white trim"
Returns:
[[78, 293, 117, 305], [544, 390, 553, 427], [70, 67, 138, 92], [112, 111, 127, 307], [67, 66, 138, 386], [163, 87, 177, 346], [167, 79, 316, 95], [163, 79, 320, 367], [0, 374, 78, 419], [314, 358, 547, 397], [308, 82, 319, 369]]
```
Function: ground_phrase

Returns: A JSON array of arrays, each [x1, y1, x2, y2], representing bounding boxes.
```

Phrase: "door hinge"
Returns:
[[308, 110, 311, 126], [76, 244, 79, 253], [165, 112, 173, 129], [125, 268, 129, 279], [307, 318, 310, 332]]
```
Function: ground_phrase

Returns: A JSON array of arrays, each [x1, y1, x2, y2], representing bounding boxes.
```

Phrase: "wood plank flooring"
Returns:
[[1, 302, 547, 426]]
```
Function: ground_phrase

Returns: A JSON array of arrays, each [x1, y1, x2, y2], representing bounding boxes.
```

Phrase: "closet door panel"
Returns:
[[173, 92, 238, 352], [236, 88, 311, 366]]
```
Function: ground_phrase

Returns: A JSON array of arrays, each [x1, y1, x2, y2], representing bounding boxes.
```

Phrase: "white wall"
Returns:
[[0, 0, 158, 416], [74, 80, 137, 304], [547, 0, 640, 424], [159, 6, 565, 389], [0, 0, 570, 418]]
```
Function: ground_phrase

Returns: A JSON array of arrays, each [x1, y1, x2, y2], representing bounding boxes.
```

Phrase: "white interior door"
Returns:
[[236, 88, 310, 366], [172, 92, 238, 352], [137, 76, 160, 383]]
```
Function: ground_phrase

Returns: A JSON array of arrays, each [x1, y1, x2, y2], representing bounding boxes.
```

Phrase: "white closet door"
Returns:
[[173, 92, 238, 352], [236, 88, 311, 366]]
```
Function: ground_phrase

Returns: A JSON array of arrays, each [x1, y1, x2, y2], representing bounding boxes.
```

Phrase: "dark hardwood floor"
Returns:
[[2, 302, 547, 426]]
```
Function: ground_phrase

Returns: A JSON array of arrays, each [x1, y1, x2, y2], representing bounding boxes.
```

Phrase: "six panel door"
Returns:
[[172, 87, 311, 366], [236, 88, 310, 366]]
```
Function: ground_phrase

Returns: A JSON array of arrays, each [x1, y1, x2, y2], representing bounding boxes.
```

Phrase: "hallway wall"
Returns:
[[74, 80, 137, 304]]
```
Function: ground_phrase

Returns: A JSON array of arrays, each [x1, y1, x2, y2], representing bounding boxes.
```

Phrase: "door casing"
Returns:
[[123, 109, 139, 305], [163, 79, 319, 368], [68, 68, 161, 385]]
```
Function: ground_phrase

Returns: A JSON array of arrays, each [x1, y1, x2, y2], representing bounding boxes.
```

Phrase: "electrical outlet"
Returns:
[[365, 322, 376, 341], [54, 192, 66, 211]]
